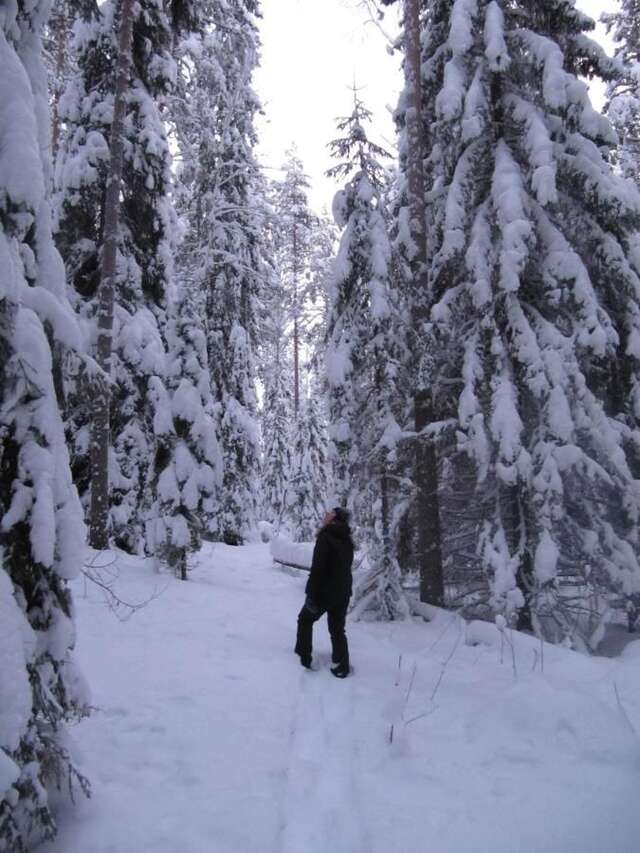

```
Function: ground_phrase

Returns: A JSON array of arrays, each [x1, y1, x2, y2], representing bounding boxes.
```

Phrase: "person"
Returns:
[[294, 507, 354, 678]]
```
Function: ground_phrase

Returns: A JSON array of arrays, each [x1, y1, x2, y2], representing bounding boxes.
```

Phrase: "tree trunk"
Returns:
[[512, 485, 534, 631], [404, 0, 444, 606], [380, 466, 392, 569], [49, 6, 69, 159], [415, 392, 444, 605], [88, 0, 135, 549], [516, 553, 534, 632], [292, 219, 300, 416]]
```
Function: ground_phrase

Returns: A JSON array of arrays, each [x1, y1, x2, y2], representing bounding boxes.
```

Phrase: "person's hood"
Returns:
[[323, 520, 353, 545]]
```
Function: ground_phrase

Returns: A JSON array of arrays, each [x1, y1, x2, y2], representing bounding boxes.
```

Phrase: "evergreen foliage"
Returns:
[[327, 93, 408, 619], [54, 0, 218, 566], [272, 151, 316, 415], [177, 0, 264, 544], [55, 0, 182, 553], [0, 3, 89, 847], [261, 368, 293, 530], [306, 212, 340, 366], [260, 160, 334, 538], [420, 0, 640, 643], [604, 1, 640, 184], [287, 393, 331, 540], [147, 282, 222, 577], [256, 181, 292, 528]]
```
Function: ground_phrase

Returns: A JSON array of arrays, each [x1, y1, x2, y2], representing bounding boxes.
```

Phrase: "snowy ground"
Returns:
[[43, 543, 640, 853]]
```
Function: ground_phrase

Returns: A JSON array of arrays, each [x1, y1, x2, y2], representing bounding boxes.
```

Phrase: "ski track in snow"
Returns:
[[278, 664, 368, 853], [41, 542, 640, 853]]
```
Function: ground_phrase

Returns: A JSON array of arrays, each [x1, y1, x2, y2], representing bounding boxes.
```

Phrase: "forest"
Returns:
[[2, 0, 640, 850]]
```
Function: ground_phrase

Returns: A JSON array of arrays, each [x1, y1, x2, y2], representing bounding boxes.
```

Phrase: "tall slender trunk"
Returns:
[[380, 467, 391, 568], [88, 0, 135, 549], [50, 6, 69, 159], [404, 0, 444, 606], [292, 219, 300, 416]]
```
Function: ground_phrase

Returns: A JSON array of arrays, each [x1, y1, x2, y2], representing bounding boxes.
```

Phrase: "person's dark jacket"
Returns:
[[305, 520, 354, 610]]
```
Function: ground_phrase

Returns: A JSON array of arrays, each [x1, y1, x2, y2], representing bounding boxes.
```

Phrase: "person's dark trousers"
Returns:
[[295, 599, 349, 668]]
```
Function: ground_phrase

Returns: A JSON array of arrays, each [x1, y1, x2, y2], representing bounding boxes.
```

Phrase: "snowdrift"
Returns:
[[270, 536, 313, 571], [42, 543, 640, 853]]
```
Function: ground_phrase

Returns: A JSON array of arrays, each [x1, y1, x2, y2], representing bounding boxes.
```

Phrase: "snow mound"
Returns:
[[621, 639, 640, 662], [466, 677, 640, 769], [270, 536, 313, 570]]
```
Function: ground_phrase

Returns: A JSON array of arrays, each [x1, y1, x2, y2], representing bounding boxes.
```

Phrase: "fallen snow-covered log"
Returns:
[[270, 536, 314, 572]]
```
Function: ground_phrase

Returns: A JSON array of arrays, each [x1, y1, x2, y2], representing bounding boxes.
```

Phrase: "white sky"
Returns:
[[255, 0, 401, 211], [254, 1, 619, 214]]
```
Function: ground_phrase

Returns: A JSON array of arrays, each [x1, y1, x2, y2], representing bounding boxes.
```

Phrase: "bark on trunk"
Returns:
[[404, 0, 444, 606], [49, 6, 70, 158], [292, 220, 300, 416], [380, 468, 391, 566], [88, 0, 135, 549], [415, 392, 444, 605]]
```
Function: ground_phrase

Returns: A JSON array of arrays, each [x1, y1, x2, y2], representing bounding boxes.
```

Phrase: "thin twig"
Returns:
[[82, 551, 169, 622], [395, 653, 403, 688], [613, 682, 637, 736], [430, 627, 463, 703], [405, 662, 417, 704], [404, 706, 438, 727]]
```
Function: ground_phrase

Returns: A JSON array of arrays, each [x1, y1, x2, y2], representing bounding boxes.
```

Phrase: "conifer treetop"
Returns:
[[327, 88, 392, 188]]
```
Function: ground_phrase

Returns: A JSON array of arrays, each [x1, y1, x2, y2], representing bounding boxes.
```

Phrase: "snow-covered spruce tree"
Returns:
[[127, 1, 228, 574], [45, 0, 90, 158], [0, 3, 90, 848], [177, 0, 264, 544], [55, 1, 189, 554], [422, 0, 640, 644], [273, 150, 316, 416], [260, 172, 333, 532], [287, 392, 331, 540], [306, 211, 339, 365], [382, 0, 447, 608], [261, 367, 293, 531], [326, 93, 408, 620], [170, 0, 222, 275], [603, 1, 640, 184], [147, 282, 223, 578], [255, 181, 293, 528]]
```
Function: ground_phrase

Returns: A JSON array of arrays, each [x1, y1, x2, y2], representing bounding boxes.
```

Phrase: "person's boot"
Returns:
[[331, 661, 349, 678], [294, 645, 312, 669]]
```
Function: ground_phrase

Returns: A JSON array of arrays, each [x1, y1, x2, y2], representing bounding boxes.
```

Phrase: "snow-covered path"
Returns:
[[43, 543, 640, 853]]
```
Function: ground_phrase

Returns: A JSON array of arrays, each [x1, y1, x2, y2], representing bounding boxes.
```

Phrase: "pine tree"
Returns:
[[327, 93, 408, 619], [45, 0, 85, 158], [252, 183, 293, 530], [603, 1, 640, 184], [287, 393, 331, 540], [259, 171, 334, 533], [382, 0, 447, 609], [255, 185, 294, 528], [420, 0, 640, 644], [273, 150, 316, 416], [306, 211, 339, 366], [147, 282, 223, 578], [260, 173, 334, 535], [0, 3, 90, 847], [170, 1, 223, 274], [261, 368, 293, 530], [181, 0, 264, 544], [54, 0, 187, 554], [131, 1, 228, 573]]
